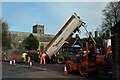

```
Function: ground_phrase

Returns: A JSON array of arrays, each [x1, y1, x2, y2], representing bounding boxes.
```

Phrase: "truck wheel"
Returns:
[[79, 66, 88, 76], [66, 63, 73, 73], [57, 56, 65, 64]]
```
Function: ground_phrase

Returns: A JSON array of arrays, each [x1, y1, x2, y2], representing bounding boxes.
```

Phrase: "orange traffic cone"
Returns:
[[30, 60, 32, 67], [13, 59, 16, 65], [64, 64, 67, 74]]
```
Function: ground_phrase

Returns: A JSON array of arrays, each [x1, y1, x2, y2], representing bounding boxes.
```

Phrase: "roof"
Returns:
[[10, 31, 55, 42]]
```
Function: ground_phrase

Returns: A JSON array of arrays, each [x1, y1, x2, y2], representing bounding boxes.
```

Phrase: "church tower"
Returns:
[[33, 24, 44, 34]]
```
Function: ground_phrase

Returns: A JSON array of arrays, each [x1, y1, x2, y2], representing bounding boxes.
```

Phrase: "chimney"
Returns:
[[95, 31, 98, 38], [106, 30, 110, 38], [89, 32, 92, 41], [102, 33, 105, 39], [89, 32, 92, 37], [76, 34, 79, 38]]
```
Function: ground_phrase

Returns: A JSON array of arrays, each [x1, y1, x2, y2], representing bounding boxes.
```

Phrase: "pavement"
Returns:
[[2, 61, 112, 80]]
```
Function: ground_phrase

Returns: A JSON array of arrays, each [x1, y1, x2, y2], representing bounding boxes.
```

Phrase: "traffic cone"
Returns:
[[64, 64, 67, 74], [10, 60, 12, 65], [30, 60, 32, 67], [13, 59, 16, 65]]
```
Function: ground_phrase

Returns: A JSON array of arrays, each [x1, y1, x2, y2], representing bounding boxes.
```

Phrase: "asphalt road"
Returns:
[[2, 61, 112, 80]]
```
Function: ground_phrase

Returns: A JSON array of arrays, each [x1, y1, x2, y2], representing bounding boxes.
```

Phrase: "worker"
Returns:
[[89, 44, 94, 53], [40, 52, 47, 64], [22, 52, 27, 62], [37, 50, 41, 62], [78, 48, 84, 55], [37, 50, 41, 54], [27, 51, 31, 63], [108, 54, 112, 66], [3, 52, 7, 61], [38, 50, 42, 64]]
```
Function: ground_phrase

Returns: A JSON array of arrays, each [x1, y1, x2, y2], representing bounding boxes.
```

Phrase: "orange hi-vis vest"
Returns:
[[42, 53, 46, 57]]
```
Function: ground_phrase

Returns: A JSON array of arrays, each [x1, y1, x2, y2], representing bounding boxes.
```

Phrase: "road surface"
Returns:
[[2, 61, 112, 80]]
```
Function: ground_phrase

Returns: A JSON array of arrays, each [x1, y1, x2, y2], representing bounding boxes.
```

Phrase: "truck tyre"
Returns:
[[79, 65, 88, 76], [66, 63, 73, 73], [56, 56, 65, 64]]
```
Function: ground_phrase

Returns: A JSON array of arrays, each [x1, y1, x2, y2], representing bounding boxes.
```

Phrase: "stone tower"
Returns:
[[33, 25, 44, 34]]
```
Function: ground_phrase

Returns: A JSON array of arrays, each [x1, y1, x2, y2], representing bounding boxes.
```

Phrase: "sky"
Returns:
[[1, 2, 109, 38]]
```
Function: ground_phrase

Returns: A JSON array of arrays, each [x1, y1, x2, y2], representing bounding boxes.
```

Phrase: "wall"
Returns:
[[111, 22, 120, 80], [38, 41, 50, 52], [10, 31, 54, 50]]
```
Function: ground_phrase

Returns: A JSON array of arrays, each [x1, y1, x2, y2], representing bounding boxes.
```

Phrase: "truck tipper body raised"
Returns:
[[45, 13, 85, 59]]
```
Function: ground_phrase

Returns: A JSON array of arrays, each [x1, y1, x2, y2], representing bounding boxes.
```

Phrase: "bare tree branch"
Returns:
[[101, 1, 120, 33]]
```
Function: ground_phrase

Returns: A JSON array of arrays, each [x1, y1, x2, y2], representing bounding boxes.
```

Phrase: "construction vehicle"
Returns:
[[93, 39, 112, 72], [65, 39, 112, 76], [44, 13, 112, 76], [102, 39, 112, 72], [45, 13, 95, 63], [65, 41, 98, 76]]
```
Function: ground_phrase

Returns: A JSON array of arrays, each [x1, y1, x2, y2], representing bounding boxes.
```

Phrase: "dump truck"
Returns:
[[45, 13, 95, 63]]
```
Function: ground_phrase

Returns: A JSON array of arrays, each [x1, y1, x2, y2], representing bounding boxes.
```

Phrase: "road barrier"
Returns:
[[11, 55, 21, 60], [10, 60, 12, 65]]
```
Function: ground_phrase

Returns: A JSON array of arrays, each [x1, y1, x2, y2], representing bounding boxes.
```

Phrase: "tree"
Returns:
[[2, 20, 11, 50], [11, 38, 23, 49], [101, 1, 120, 32], [23, 34, 39, 50]]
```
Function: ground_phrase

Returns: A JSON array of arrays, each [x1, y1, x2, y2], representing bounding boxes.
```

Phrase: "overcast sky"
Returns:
[[2, 2, 109, 38]]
